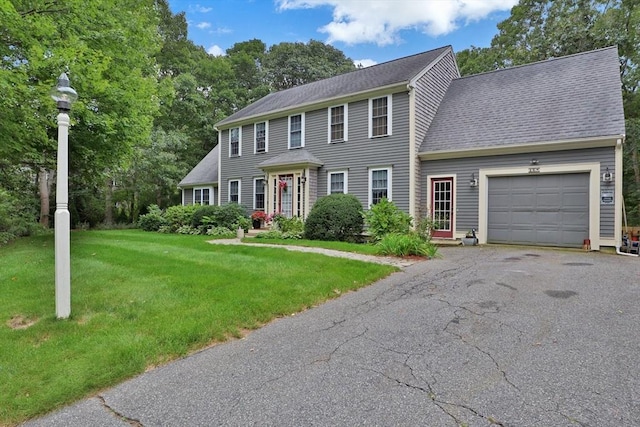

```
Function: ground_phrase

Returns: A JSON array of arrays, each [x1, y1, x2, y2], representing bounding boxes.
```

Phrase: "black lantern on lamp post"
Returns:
[[50, 73, 77, 319]]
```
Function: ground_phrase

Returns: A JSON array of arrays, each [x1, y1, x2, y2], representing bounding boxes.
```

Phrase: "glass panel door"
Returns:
[[432, 178, 454, 238]]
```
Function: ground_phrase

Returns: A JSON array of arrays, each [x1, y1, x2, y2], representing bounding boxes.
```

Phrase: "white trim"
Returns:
[[327, 170, 348, 195], [368, 166, 392, 208], [228, 179, 241, 205], [194, 186, 213, 205], [368, 95, 392, 138], [253, 177, 266, 210], [478, 163, 601, 250], [408, 86, 417, 220], [327, 104, 348, 144], [409, 47, 458, 86], [228, 127, 242, 157], [614, 138, 623, 248], [181, 188, 185, 206], [419, 135, 621, 160], [288, 113, 305, 149], [425, 174, 457, 239], [217, 131, 221, 205], [254, 121, 268, 154]]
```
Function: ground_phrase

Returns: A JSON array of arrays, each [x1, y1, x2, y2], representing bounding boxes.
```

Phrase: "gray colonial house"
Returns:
[[178, 45, 626, 250]]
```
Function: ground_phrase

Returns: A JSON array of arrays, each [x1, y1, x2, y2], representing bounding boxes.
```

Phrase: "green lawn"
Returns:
[[0, 230, 396, 425]]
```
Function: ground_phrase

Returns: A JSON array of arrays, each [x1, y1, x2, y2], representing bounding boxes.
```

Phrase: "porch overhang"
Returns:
[[258, 149, 324, 172]]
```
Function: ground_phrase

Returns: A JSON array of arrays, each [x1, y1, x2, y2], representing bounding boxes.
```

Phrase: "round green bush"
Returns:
[[138, 212, 168, 231], [304, 193, 364, 242], [192, 205, 220, 227]]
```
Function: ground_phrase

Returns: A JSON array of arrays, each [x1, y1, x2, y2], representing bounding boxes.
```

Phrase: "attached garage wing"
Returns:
[[487, 174, 590, 248]]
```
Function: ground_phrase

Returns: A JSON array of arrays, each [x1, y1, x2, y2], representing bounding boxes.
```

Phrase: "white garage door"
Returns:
[[487, 173, 590, 247]]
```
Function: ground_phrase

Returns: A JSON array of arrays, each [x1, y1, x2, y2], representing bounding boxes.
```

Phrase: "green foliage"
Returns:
[[304, 194, 364, 242], [192, 205, 220, 227], [0, 188, 40, 245], [205, 226, 235, 238], [175, 225, 200, 235], [375, 233, 438, 258], [415, 215, 438, 241], [363, 199, 412, 241], [235, 216, 252, 232], [163, 205, 199, 231], [216, 203, 248, 229], [272, 215, 305, 238], [137, 208, 168, 232]]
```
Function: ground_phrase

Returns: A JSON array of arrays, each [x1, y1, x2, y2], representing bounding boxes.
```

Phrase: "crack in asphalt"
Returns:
[[439, 299, 521, 393], [97, 395, 143, 426]]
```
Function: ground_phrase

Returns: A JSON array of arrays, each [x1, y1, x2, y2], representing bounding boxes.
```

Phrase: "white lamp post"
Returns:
[[50, 73, 77, 319]]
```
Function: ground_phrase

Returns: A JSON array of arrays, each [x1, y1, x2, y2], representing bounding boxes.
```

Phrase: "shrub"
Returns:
[[164, 205, 199, 231], [0, 188, 40, 244], [216, 203, 248, 229], [137, 206, 168, 232], [255, 230, 284, 239], [415, 215, 438, 241], [175, 225, 200, 235], [304, 193, 364, 242], [234, 216, 252, 232], [206, 226, 235, 238], [363, 198, 412, 241], [376, 232, 438, 257], [192, 205, 220, 228], [274, 215, 304, 234]]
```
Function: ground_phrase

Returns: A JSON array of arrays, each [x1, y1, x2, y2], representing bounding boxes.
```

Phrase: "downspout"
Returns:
[[407, 84, 417, 221], [614, 136, 636, 256]]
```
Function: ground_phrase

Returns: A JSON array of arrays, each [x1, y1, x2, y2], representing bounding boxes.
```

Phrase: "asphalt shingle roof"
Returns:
[[217, 46, 452, 127], [420, 46, 626, 154], [257, 149, 324, 169], [178, 145, 219, 187]]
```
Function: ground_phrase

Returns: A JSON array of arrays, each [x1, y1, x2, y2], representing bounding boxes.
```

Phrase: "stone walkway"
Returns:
[[207, 238, 419, 268]]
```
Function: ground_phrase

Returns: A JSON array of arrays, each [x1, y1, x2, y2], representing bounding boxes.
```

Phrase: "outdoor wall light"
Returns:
[[530, 159, 539, 165], [469, 173, 478, 188], [602, 167, 613, 182]]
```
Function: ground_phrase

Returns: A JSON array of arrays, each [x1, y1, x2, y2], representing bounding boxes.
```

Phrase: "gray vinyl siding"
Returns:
[[183, 188, 193, 205], [219, 90, 412, 213], [421, 146, 615, 238], [413, 51, 459, 210]]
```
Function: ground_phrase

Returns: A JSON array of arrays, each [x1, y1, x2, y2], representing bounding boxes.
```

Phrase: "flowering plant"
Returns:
[[251, 211, 267, 221], [278, 179, 288, 190]]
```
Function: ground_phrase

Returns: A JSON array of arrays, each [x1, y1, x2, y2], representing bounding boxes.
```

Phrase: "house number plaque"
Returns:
[[528, 167, 540, 173]]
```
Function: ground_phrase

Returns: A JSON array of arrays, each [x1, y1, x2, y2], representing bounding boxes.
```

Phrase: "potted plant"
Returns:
[[462, 229, 478, 246], [251, 211, 267, 229]]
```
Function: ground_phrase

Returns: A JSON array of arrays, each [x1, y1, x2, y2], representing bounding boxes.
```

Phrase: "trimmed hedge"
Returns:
[[304, 193, 364, 242]]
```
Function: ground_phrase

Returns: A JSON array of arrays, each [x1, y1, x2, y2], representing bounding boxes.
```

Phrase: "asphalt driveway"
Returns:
[[25, 246, 640, 426]]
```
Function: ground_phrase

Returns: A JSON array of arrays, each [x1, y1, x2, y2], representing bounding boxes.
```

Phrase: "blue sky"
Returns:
[[167, 0, 518, 67]]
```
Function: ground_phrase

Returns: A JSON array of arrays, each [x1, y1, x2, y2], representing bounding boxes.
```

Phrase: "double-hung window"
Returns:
[[328, 171, 348, 194], [229, 180, 240, 204], [229, 127, 241, 157], [254, 178, 265, 210], [328, 105, 348, 143], [288, 114, 304, 149], [369, 95, 392, 138], [369, 167, 392, 207], [194, 188, 210, 205], [255, 122, 267, 153]]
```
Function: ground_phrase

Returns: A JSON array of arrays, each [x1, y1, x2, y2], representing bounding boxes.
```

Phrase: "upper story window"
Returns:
[[369, 95, 392, 138], [328, 105, 348, 143], [229, 179, 240, 204], [254, 178, 265, 210], [229, 127, 241, 157], [288, 113, 305, 149], [255, 122, 268, 153], [194, 187, 210, 205], [368, 167, 392, 207], [328, 171, 348, 195]]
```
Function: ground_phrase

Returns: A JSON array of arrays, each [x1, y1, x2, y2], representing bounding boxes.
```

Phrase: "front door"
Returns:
[[279, 174, 294, 217], [432, 178, 454, 238]]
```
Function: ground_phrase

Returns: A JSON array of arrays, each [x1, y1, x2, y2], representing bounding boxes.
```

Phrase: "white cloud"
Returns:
[[196, 22, 212, 29], [193, 5, 213, 13], [276, 0, 517, 45], [213, 27, 232, 35], [353, 58, 377, 68], [207, 45, 225, 56]]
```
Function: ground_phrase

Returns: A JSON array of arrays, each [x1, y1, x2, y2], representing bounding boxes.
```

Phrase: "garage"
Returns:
[[487, 173, 590, 247]]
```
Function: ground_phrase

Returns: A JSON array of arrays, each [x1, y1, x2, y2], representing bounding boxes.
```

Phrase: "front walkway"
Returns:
[[207, 238, 419, 268]]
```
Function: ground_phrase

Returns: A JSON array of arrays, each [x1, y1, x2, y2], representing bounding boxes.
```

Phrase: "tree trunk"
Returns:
[[104, 177, 114, 225], [38, 168, 55, 227]]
